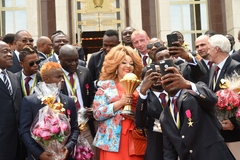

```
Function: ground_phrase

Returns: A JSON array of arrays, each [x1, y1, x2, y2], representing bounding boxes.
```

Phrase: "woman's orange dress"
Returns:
[[99, 83, 144, 160]]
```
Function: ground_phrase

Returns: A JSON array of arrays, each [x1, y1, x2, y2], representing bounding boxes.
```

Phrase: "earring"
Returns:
[[115, 70, 118, 75]]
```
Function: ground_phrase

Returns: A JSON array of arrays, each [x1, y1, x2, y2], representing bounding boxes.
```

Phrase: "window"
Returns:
[[0, 0, 26, 36], [170, 0, 208, 50]]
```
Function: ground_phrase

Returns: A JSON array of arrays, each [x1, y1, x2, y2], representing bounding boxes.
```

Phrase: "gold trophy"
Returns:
[[120, 73, 141, 117]]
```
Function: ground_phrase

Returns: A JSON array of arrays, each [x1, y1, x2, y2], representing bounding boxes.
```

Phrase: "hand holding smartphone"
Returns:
[[167, 33, 178, 47], [159, 59, 174, 76]]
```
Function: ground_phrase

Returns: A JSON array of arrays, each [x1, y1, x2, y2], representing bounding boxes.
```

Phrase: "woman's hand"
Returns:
[[113, 94, 133, 112]]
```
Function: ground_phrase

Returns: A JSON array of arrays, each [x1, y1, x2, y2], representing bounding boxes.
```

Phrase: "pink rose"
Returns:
[[33, 128, 42, 137], [40, 130, 51, 140], [76, 154, 83, 160], [61, 122, 69, 132], [50, 125, 60, 134]]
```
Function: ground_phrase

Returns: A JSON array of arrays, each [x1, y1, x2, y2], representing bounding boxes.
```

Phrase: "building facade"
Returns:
[[0, 0, 240, 51]]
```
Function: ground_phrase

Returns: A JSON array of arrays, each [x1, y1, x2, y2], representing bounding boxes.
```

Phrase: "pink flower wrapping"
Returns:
[[30, 106, 71, 160], [71, 135, 94, 160], [215, 89, 240, 122]]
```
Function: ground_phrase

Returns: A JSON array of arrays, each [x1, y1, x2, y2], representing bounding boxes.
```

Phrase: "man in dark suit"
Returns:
[[36, 36, 53, 62], [0, 41, 23, 159], [7, 30, 34, 73], [59, 44, 98, 159], [88, 29, 120, 81], [195, 35, 213, 84], [19, 62, 79, 160], [208, 34, 240, 158], [131, 30, 151, 66], [16, 46, 42, 97], [135, 67, 164, 160], [160, 66, 235, 160]]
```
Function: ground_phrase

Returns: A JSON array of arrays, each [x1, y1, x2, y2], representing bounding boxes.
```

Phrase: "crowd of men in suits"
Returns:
[[1, 27, 240, 160]]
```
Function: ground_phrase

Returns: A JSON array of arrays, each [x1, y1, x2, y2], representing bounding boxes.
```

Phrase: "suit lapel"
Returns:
[[13, 52, 22, 70], [148, 91, 163, 119], [208, 65, 216, 89], [76, 67, 85, 101], [165, 101, 180, 131], [214, 57, 231, 92]]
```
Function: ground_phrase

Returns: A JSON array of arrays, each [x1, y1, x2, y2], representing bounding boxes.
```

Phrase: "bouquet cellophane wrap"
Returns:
[[216, 72, 240, 124], [30, 82, 71, 160], [71, 134, 94, 160], [77, 108, 89, 132]]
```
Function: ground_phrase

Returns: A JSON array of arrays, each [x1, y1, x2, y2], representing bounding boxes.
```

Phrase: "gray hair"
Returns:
[[208, 34, 230, 53]]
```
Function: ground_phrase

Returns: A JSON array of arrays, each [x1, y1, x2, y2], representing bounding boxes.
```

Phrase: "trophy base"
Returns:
[[121, 110, 134, 120]]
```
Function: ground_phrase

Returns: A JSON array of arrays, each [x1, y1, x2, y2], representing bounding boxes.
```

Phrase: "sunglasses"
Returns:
[[28, 59, 41, 67], [147, 41, 162, 50], [20, 39, 34, 43]]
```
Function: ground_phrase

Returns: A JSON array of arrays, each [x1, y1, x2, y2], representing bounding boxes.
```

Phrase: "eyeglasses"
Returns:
[[147, 42, 162, 50], [19, 39, 34, 43], [28, 59, 41, 67]]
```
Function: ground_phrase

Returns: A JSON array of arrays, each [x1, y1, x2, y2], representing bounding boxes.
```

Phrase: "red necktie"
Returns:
[[208, 61, 213, 69], [69, 73, 81, 111], [143, 56, 148, 66], [214, 66, 220, 82], [173, 98, 178, 120], [25, 76, 32, 95], [159, 93, 167, 108]]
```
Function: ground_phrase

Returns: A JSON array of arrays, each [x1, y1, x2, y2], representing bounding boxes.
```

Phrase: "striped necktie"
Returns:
[[1, 71, 13, 95]]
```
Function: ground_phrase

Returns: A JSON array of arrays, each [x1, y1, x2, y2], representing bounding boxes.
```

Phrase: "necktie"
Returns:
[[142, 56, 148, 66], [213, 66, 220, 90], [25, 76, 32, 95], [173, 98, 178, 121], [1, 71, 12, 95], [69, 73, 81, 110], [208, 61, 213, 69], [159, 93, 167, 108]]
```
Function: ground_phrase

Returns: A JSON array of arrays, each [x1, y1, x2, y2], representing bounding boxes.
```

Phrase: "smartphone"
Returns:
[[159, 59, 174, 76], [147, 64, 156, 72], [167, 33, 178, 47]]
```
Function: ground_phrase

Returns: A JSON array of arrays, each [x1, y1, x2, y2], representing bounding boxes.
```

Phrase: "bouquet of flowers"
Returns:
[[71, 135, 95, 160], [30, 82, 71, 159], [215, 72, 240, 122]]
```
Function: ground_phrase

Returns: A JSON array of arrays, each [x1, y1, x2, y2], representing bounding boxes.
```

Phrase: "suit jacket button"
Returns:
[[181, 135, 185, 139], [189, 150, 193, 153]]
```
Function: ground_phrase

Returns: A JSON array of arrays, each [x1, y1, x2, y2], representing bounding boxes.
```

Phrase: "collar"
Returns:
[[21, 71, 36, 80], [14, 50, 20, 61], [216, 56, 229, 70], [53, 53, 59, 62]]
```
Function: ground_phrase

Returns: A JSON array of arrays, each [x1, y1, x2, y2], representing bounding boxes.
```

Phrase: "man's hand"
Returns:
[[140, 69, 161, 95], [85, 107, 93, 119], [168, 41, 193, 62], [222, 119, 234, 130], [61, 147, 69, 160], [161, 67, 191, 90], [39, 151, 53, 160]]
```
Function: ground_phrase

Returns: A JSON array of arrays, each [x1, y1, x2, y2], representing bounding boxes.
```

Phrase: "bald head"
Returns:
[[59, 44, 79, 73], [59, 44, 78, 56], [36, 36, 52, 55]]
